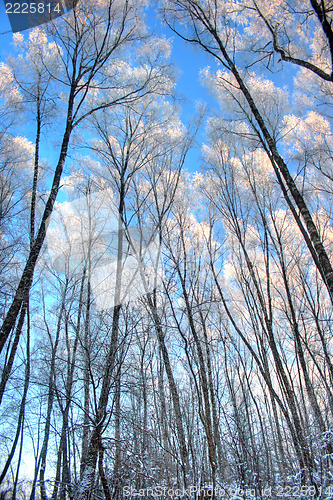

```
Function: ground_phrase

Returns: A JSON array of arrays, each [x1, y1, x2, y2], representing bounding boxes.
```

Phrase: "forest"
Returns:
[[1, 0, 333, 499]]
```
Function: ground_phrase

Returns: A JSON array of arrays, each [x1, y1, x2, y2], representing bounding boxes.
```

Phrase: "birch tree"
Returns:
[[0, 0, 163, 361], [163, 0, 333, 303]]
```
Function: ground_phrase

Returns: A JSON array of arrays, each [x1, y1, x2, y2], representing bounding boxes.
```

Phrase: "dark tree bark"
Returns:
[[0, 0, 155, 359], [163, 0, 333, 303], [146, 294, 189, 489], [39, 292, 67, 500], [0, 301, 30, 485]]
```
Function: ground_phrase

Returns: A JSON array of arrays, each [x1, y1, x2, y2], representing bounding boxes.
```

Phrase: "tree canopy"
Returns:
[[1, 1, 333, 499]]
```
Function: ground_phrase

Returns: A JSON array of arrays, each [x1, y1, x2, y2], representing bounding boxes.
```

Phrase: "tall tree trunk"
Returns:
[[146, 294, 188, 489], [30, 87, 41, 248], [80, 279, 91, 480], [99, 446, 111, 500], [176, 267, 217, 495], [75, 195, 125, 500], [113, 365, 121, 500], [200, 310, 229, 480], [0, 87, 75, 354], [166, 1, 333, 301], [0, 300, 30, 485], [210, 254, 315, 482], [0, 301, 28, 406], [39, 295, 67, 500]]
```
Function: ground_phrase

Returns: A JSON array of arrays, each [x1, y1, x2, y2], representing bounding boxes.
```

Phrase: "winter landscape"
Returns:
[[0, 1, 333, 499]]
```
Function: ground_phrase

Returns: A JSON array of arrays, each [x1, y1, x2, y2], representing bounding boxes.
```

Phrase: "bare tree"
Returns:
[[163, 0, 333, 302], [0, 0, 160, 358]]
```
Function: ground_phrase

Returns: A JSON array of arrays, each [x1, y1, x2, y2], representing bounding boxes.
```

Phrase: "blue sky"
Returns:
[[0, 0, 12, 35], [0, 1, 218, 173], [0, 5, 217, 476], [146, 4, 218, 170]]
